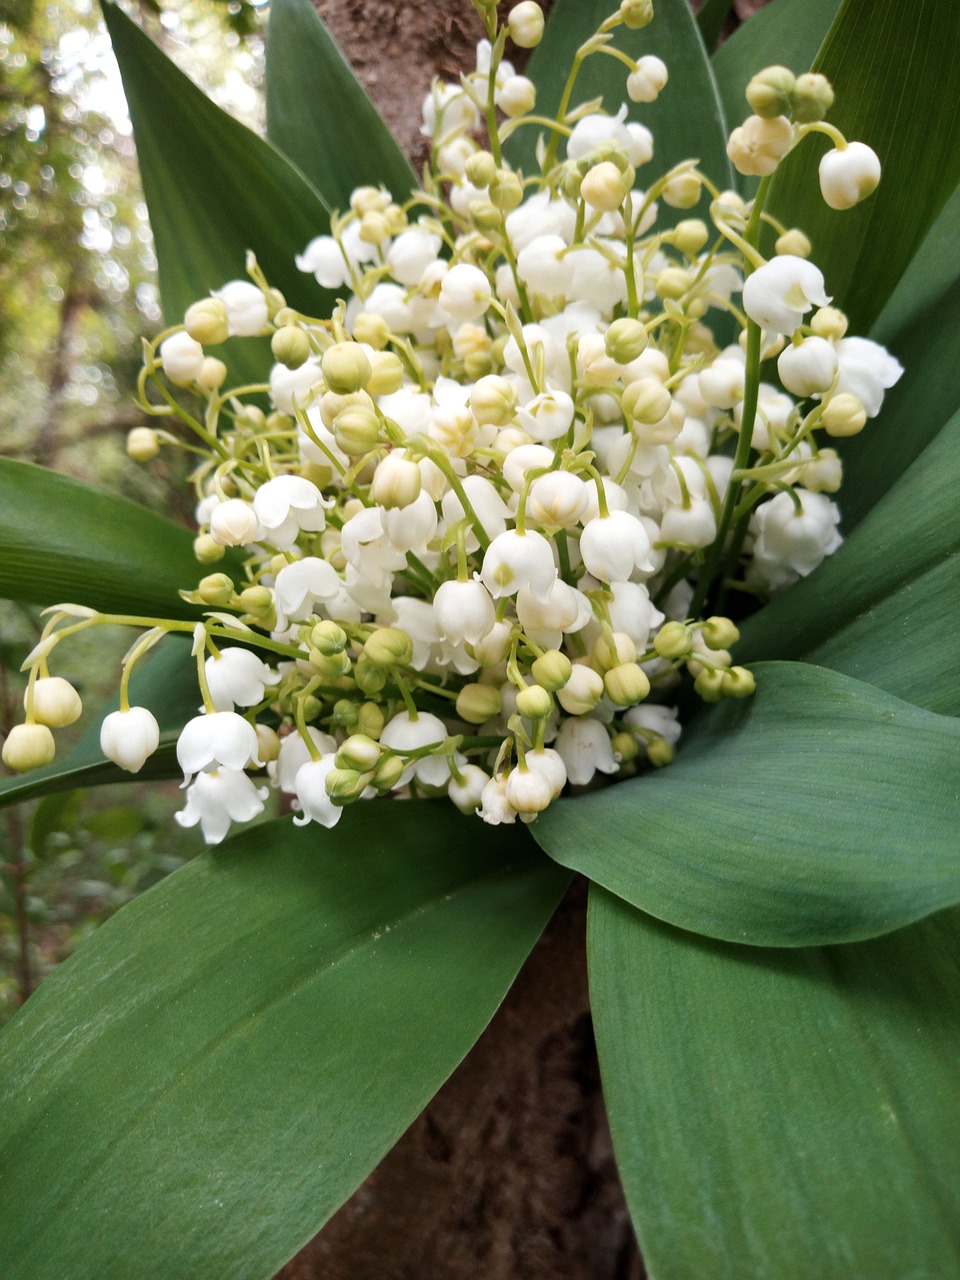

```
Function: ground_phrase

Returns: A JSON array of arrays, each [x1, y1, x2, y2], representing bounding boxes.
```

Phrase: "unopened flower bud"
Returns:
[[184, 297, 229, 345], [604, 663, 650, 706], [723, 666, 756, 698], [197, 357, 227, 391], [746, 65, 796, 118], [819, 141, 881, 211], [497, 78, 536, 121], [322, 342, 371, 394], [791, 72, 834, 122], [271, 325, 312, 370], [619, 0, 653, 28], [456, 683, 503, 725], [561, 165, 583, 199], [622, 377, 671, 424], [209, 499, 258, 547], [27, 676, 82, 727], [727, 114, 793, 177], [662, 173, 701, 209], [593, 631, 637, 671], [647, 737, 674, 767], [3, 723, 56, 772], [674, 218, 709, 256], [363, 626, 414, 668], [465, 150, 498, 187], [810, 306, 848, 341], [581, 162, 628, 212], [694, 667, 726, 702], [700, 617, 740, 650], [821, 392, 867, 437], [325, 767, 366, 804], [238, 585, 274, 619], [531, 650, 572, 692], [556, 664, 604, 715], [160, 331, 204, 386], [358, 702, 385, 739], [308, 621, 347, 656], [366, 351, 404, 396], [654, 621, 692, 659], [337, 734, 381, 772], [516, 684, 553, 719], [473, 621, 513, 667], [374, 753, 406, 790], [611, 731, 639, 763], [198, 573, 235, 606], [655, 267, 692, 300], [360, 210, 391, 245], [333, 404, 381, 455], [627, 55, 668, 103], [605, 318, 648, 364], [352, 311, 391, 349], [127, 427, 159, 461], [775, 228, 811, 258], [470, 374, 518, 426], [194, 534, 225, 564], [508, 1, 544, 47]]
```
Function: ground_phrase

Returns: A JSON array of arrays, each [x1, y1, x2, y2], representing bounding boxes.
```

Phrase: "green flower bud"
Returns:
[[237, 586, 275, 620], [271, 325, 312, 370], [351, 311, 391, 350], [309, 649, 352, 679], [332, 698, 360, 729], [622, 377, 672, 425], [775, 228, 812, 258], [593, 631, 637, 671], [654, 621, 692, 659], [463, 351, 494, 381], [256, 724, 281, 763], [194, 534, 225, 564], [322, 342, 372, 394], [746, 65, 796, 118], [2, 722, 56, 772], [619, 0, 653, 29], [337, 734, 382, 771], [127, 427, 159, 462], [184, 297, 229, 345], [489, 170, 524, 211], [822, 393, 867, 438], [197, 573, 235, 607], [515, 684, 553, 719], [465, 150, 498, 188], [325, 766, 367, 803], [674, 218, 709, 256], [530, 650, 572, 692], [456, 683, 503, 725], [605, 318, 648, 364], [561, 165, 583, 199], [374, 753, 406, 790], [366, 351, 405, 396], [694, 667, 726, 702], [333, 404, 381, 456], [723, 666, 756, 698], [360, 209, 391, 245], [358, 702, 385, 740], [28, 676, 82, 728], [363, 627, 414, 668], [611, 730, 639, 763], [646, 737, 674, 767], [655, 267, 692, 300], [604, 663, 650, 706], [311, 620, 348, 655], [791, 72, 834, 123], [354, 654, 388, 695], [469, 200, 502, 232], [235, 404, 267, 433], [700, 616, 740, 650], [662, 173, 702, 209]]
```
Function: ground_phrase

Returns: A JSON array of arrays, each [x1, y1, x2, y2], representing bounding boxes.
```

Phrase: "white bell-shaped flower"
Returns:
[[579, 511, 654, 582], [516, 235, 573, 295], [160, 332, 204, 386], [212, 280, 268, 337], [434, 579, 496, 645], [819, 142, 881, 211], [274, 557, 342, 626], [505, 765, 554, 818], [269, 360, 323, 415], [528, 471, 589, 528], [253, 475, 329, 550], [525, 747, 567, 797], [516, 388, 575, 442], [659, 500, 717, 548], [293, 755, 343, 828], [478, 774, 518, 825], [99, 707, 161, 774], [778, 337, 838, 397], [627, 55, 668, 103], [742, 255, 831, 335], [275, 727, 338, 793], [175, 768, 268, 844], [833, 336, 903, 417], [751, 490, 842, 580], [480, 529, 557, 603], [177, 711, 261, 782], [205, 648, 281, 712], [380, 711, 451, 787], [386, 227, 443, 286], [297, 235, 350, 289], [554, 717, 619, 786], [502, 443, 555, 493], [448, 764, 490, 815], [517, 578, 592, 646], [607, 581, 664, 648], [441, 476, 511, 549], [624, 702, 682, 747], [439, 263, 493, 320], [209, 498, 259, 547], [381, 489, 438, 552]]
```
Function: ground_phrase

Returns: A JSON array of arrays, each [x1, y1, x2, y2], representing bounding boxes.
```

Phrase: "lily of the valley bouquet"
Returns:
[[1, 0, 959, 1275]]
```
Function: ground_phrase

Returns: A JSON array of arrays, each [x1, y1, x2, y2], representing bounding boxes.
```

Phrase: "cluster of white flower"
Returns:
[[4, 0, 902, 845]]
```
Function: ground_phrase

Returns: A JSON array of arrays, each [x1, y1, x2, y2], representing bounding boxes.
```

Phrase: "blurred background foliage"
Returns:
[[0, 0, 269, 1020]]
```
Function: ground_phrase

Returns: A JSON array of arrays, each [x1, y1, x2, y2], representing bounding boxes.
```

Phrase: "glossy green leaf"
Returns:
[[102, 0, 334, 385], [711, 0, 840, 153], [696, 0, 734, 55], [265, 0, 416, 210], [765, 0, 960, 333], [590, 888, 960, 1279], [0, 804, 568, 1280], [0, 459, 212, 617], [533, 662, 960, 946], [0, 641, 196, 809], [506, 0, 732, 205], [871, 183, 960, 343], [738, 409, 960, 714]]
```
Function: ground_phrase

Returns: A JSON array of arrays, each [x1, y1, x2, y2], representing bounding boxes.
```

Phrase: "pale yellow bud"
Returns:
[[619, 0, 653, 28], [465, 151, 498, 188], [556, 664, 604, 715], [622, 377, 672, 425], [655, 267, 693, 300], [722, 666, 756, 698], [593, 631, 637, 671], [507, 1, 544, 48], [581, 162, 628, 213], [605, 318, 648, 364], [647, 737, 674, 767], [530, 650, 572, 692], [489, 169, 524, 210], [352, 311, 391, 350], [184, 298, 229, 345], [662, 173, 701, 209], [197, 573, 235, 606], [810, 306, 848, 341], [822, 393, 867, 437], [371, 455, 422, 510], [654, 621, 692, 660], [3, 722, 56, 772], [700, 617, 740, 650], [337, 734, 382, 771], [322, 342, 372, 394], [360, 210, 391, 245], [27, 676, 82, 727], [358, 702, 385, 739], [515, 685, 553, 719], [194, 533, 225, 564], [256, 725, 281, 763], [456, 683, 503, 725], [366, 351, 405, 396], [333, 404, 381, 455], [791, 72, 834, 123], [604, 663, 650, 706], [470, 374, 518, 426], [727, 115, 793, 178], [271, 325, 312, 370], [674, 219, 709, 256], [363, 626, 413, 668], [775, 229, 812, 258], [197, 357, 227, 392], [127, 427, 159, 462], [350, 185, 391, 216]]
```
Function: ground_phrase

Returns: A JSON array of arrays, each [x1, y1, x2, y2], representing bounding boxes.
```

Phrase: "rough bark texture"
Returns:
[[276, 881, 645, 1280]]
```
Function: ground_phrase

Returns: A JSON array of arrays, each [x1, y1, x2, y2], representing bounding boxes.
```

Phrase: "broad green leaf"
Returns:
[[265, 0, 416, 210], [711, 0, 841, 152], [0, 641, 195, 808], [590, 888, 960, 1280], [738, 409, 960, 714], [871, 183, 960, 343], [506, 0, 732, 204], [696, 0, 734, 55], [532, 662, 960, 946], [29, 790, 84, 858], [101, 1, 334, 385], [0, 459, 212, 617], [0, 804, 568, 1280], [765, 0, 960, 333]]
